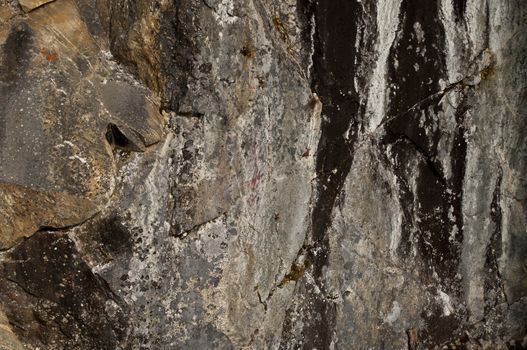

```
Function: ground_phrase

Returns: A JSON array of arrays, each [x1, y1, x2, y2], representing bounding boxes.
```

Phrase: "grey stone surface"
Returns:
[[0, 0, 525, 349]]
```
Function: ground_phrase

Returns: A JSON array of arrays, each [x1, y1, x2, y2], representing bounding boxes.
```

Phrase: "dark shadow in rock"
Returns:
[[0, 232, 129, 349], [105, 123, 142, 152]]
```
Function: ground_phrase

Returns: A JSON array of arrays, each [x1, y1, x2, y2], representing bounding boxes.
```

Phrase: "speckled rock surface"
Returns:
[[0, 0, 525, 348]]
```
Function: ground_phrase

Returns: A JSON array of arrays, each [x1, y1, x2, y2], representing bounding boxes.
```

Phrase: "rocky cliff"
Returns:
[[0, 0, 525, 348]]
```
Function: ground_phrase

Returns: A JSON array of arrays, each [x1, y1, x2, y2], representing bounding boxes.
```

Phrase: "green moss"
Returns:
[[278, 262, 306, 287], [480, 65, 494, 80], [480, 49, 496, 81]]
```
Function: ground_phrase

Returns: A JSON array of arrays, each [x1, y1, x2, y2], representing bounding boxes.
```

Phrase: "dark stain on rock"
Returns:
[[0, 22, 34, 84], [448, 92, 468, 265], [414, 159, 455, 277], [383, 127, 462, 287], [383, 0, 470, 343], [383, 107, 469, 303], [0, 233, 129, 349], [419, 300, 463, 347], [485, 168, 507, 312], [160, 0, 200, 111], [383, 127, 459, 284], [281, 0, 364, 348], [384, 92, 446, 180], [384, 0, 462, 281], [0, 22, 34, 145], [453, 0, 467, 22], [95, 215, 134, 257], [387, 0, 446, 116], [309, 0, 362, 245]]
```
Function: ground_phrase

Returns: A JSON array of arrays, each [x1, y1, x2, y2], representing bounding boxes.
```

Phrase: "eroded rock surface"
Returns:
[[0, 0, 525, 348], [0, 0, 164, 248]]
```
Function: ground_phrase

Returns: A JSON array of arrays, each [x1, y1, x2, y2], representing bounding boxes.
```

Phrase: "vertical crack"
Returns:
[[485, 167, 509, 311]]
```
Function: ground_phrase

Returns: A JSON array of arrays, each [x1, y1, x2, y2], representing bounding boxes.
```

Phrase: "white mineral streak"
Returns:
[[441, 0, 486, 83], [486, 0, 526, 311], [441, 0, 461, 83], [441, 0, 476, 321], [465, 0, 490, 60], [366, 0, 402, 132], [388, 197, 403, 261], [413, 22, 424, 43], [384, 300, 401, 324], [386, 146, 403, 262], [458, 0, 524, 322], [437, 290, 454, 316], [125, 133, 174, 330]]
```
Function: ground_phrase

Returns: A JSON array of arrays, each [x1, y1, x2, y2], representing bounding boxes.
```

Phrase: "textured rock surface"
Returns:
[[0, 0, 164, 249], [0, 0, 525, 349]]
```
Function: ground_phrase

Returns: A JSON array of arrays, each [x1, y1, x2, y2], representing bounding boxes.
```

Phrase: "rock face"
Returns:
[[0, 0, 525, 348]]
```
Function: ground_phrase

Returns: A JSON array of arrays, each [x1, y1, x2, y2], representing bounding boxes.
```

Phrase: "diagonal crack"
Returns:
[[0, 210, 100, 254], [391, 133, 447, 185], [174, 212, 227, 239], [354, 57, 496, 155]]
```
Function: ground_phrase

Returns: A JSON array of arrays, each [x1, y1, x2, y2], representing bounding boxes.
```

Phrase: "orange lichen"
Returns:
[[46, 52, 58, 61], [40, 47, 58, 61]]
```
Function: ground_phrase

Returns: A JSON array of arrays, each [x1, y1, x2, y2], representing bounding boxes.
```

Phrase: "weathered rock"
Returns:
[[0, 183, 97, 249], [17, 0, 54, 12], [0, 307, 24, 350], [0, 0, 164, 248], [279, 0, 527, 348], [0, 0, 525, 348], [0, 232, 128, 349]]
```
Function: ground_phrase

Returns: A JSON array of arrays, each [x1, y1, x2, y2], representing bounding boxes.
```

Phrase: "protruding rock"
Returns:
[[0, 0, 165, 248], [17, 0, 55, 13]]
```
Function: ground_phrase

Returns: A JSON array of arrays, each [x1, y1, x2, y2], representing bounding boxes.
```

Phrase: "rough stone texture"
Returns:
[[0, 0, 164, 249], [0, 0, 525, 349], [17, 0, 54, 12]]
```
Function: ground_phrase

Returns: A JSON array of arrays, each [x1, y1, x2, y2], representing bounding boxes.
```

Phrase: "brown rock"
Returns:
[[0, 0, 165, 249], [0, 308, 24, 350], [17, 0, 54, 13], [0, 183, 98, 249]]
